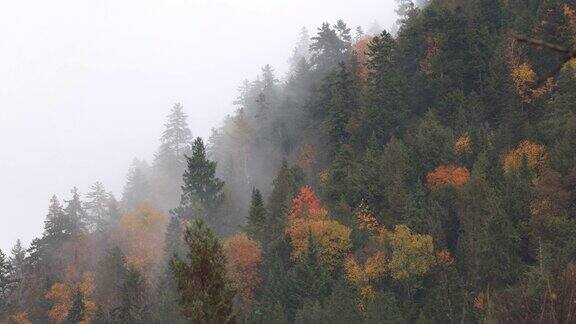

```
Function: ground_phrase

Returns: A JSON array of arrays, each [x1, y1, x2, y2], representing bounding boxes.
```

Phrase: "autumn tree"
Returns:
[[223, 233, 263, 315], [111, 203, 167, 276], [426, 165, 470, 190], [286, 186, 352, 270], [503, 140, 548, 175], [45, 266, 96, 324], [170, 220, 235, 323]]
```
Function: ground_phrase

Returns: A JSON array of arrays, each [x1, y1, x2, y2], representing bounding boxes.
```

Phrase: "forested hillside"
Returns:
[[2, 0, 576, 322]]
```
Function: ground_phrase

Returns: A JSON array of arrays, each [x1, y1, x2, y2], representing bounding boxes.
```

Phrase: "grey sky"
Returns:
[[0, 0, 397, 252]]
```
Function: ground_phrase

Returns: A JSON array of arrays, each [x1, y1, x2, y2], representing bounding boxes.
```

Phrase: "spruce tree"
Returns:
[[63, 187, 88, 236], [0, 250, 14, 313], [8, 240, 25, 300], [121, 159, 153, 209], [286, 232, 331, 320], [178, 137, 225, 228], [159, 103, 193, 158], [66, 289, 86, 324], [154, 103, 193, 211], [266, 161, 297, 244], [85, 181, 110, 233], [310, 23, 350, 72], [111, 266, 149, 324], [43, 195, 68, 241], [244, 188, 267, 242], [170, 219, 235, 323], [156, 215, 185, 323]]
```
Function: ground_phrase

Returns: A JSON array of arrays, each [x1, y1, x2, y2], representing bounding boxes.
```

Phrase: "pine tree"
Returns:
[[395, 0, 416, 25], [121, 159, 153, 209], [43, 195, 68, 241], [289, 27, 311, 74], [0, 249, 14, 313], [361, 30, 409, 144], [244, 188, 267, 242], [63, 187, 87, 236], [326, 63, 358, 147], [178, 137, 225, 228], [310, 23, 350, 72], [97, 247, 128, 314], [266, 161, 298, 244], [111, 266, 149, 324], [93, 305, 107, 324], [85, 181, 110, 233], [154, 103, 193, 211], [156, 215, 185, 323], [159, 103, 192, 158], [66, 289, 86, 324], [8, 240, 25, 300], [286, 232, 331, 320], [170, 219, 235, 323]]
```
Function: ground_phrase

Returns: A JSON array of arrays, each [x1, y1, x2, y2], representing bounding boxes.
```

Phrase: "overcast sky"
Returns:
[[0, 0, 397, 252]]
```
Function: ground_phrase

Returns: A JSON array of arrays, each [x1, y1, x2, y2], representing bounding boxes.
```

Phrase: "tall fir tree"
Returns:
[[66, 289, 86, 324], [84, 181, 110, 233], [121, 159, 153, 210], [63, 187, 87, 236], [154, 103, 193, 211], [111, 266, 149, 323], [170, 219, 235, 323], [177, 137, 225, 229], [0, 249, 14, 315], [244, 188, 267, 243]]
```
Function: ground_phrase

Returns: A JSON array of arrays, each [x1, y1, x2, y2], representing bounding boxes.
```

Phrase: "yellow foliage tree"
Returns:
[[345, 224, 436, 310], [111, 203, 167, 278], [355, 203, 378, 234], [454, 134, 472, 156], [503, 140, 548, 174], [388, 225, 435, 280], [286, 186, 352, 270]]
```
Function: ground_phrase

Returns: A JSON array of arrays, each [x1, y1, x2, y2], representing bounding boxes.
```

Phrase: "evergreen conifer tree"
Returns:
[[170, 219, 235, 323], [244, 188, 267, 242]]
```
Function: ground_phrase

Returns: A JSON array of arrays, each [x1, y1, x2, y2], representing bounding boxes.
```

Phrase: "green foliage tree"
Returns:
[[170, 219, 235, 323], [244, 188, 267, 242]]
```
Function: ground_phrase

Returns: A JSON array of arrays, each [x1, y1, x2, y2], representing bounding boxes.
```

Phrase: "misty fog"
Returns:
[[0, 0, 396, 251]]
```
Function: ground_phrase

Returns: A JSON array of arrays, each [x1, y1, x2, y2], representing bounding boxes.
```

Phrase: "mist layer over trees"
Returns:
[[2, 0, 576, 322]]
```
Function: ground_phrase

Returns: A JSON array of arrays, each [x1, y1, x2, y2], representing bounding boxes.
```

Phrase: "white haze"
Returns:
[[0, 0, 397, 252]]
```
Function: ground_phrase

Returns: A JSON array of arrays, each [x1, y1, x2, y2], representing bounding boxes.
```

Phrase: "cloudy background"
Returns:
[[0, 0, 397, 251]]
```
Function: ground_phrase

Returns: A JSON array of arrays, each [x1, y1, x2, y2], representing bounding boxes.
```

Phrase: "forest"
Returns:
[[2, 0, 576, 322]]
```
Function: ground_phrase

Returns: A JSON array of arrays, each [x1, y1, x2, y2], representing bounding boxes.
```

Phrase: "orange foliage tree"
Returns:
[[426, 165, 470, 190], [353, 35, 375, 83], [10, 312, 32, 324], [286, 186, 351, 270], [223, 233, 263, 312], [111, 203, 167, 278], [420, 35, 439, 77], [45, 265, 96, 324], [503, 140, 548, 174]]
